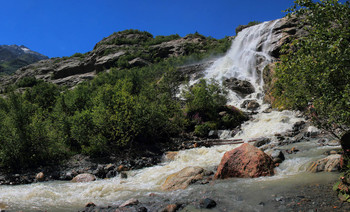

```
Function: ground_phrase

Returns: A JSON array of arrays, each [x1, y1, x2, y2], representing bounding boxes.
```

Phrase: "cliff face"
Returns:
[[0, 31, 228, 89], [262, 16, 308, 104], [0, 45, 48, 75]]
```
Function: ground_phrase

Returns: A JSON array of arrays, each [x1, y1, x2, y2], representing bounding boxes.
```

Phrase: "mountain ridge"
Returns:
[[0, 44, 48, 74]]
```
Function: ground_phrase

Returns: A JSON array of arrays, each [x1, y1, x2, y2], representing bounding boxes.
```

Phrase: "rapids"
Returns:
[[0, 20, 341, 211]]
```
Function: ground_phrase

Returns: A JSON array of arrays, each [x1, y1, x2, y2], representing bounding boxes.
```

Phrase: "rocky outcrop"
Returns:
[[223, 78, 255, 97], [214, 143, 275, 179], [307, 154, 341, 173], [0, 32, 224, 89], [240, 99, 260, 111], [161, 166, 204, 191], [262, 16, 308, 104], [177, 61, 214, 81]]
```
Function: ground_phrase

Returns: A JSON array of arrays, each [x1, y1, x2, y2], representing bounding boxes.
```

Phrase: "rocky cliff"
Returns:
[[0, 30, 229, 89]]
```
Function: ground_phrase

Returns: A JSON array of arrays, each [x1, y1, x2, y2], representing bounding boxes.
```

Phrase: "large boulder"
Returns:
[[214, 143, 275, 179], [223, 78, 255, 97], [241, 100, 260, 111], [161, 166, 204, 191], [307, 154, 341, 173]]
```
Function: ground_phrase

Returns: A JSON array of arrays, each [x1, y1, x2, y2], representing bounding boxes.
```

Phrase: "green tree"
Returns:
[[273, 0, 350, 137]]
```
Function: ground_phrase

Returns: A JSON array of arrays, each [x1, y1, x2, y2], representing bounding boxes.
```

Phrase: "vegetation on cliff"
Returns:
[[273, 0, 350, 137]]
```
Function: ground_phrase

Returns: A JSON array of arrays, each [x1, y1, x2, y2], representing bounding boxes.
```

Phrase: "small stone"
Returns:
[[259, 202, 265, 206], [35, 172, 45, 182], [330, 150, 338, 155], [200, 198, 217, 209], [106, 170, 116, 178], [105, 163, 116, 171], [120, 172, 128, 179], [117, 165, 129, 172], [85, 202, 96, 207], [161, 204, 180, 212], [164, 152, 179, 161], [119, 198, 139, 207], [138, 207, 148, 212]]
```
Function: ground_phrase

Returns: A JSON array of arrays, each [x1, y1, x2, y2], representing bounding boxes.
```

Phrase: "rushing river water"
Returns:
[[0, 19, 341, 211]]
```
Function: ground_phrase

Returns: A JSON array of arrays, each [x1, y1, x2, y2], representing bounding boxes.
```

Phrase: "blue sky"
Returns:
[[1, 0, 296, 58]]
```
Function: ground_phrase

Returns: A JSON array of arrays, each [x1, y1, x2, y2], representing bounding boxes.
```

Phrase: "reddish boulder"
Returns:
[[214, 143, 275, 179]]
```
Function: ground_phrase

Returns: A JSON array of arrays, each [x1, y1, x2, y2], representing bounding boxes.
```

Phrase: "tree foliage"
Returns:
[[273, 0, 350, 136]]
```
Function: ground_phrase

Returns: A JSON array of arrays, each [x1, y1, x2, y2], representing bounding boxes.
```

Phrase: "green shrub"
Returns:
[[16, 76, 42, 88], [194, 122, 217, 137]]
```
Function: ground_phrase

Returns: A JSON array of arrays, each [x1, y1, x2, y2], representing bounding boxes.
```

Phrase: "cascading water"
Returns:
[[0, 20, 341, 211], [202, 19, 280, 108]]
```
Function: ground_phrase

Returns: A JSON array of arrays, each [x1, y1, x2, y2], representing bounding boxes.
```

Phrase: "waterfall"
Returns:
[[202, 19, 281, 109]]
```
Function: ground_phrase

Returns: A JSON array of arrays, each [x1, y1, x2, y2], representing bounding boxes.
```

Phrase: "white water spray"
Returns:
[[203, 19, 281, 108]]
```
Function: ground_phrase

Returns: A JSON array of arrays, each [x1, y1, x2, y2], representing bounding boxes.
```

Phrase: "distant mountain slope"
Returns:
[[0, 45, 48, 74]]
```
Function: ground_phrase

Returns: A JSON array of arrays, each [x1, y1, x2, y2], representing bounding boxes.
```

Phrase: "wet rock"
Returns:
[[161, 166, 204, 191], [117, 165, 129, 172], [35, 172, 45, 182], [138, 207, 148, 212], [64, 171, 74, 180], [85, 202, 96, 207], [106, 170, 117, 178], [270, 150, 285, 164], [71, 173, 96, 183], [105, 163, 116, 172], [292, 121, 306, 133], [200, 198, 217, 209], [214, 143, 275, 179], [208, 130, 219, 138], [286, 147, 299, 154], [223, 78, 255, 97], [241, 100, 260, 110], [305, 126, 320, 137], [307, 154, 341, 172], [253, 137, 271, 147], [160, 204, 181, 212], [92, 164, 106, 178], [120, 198, 139, 207], [120, 172, 128, 179], [164, 152, 179, 161]]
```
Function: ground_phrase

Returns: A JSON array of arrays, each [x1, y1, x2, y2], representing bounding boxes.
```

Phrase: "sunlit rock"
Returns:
[[71, 173, 96, 183], [35, 172, 45, 182], [214, 143, 275, 179], [307, 154, 341, 173], [119, 198, 139, 207], [161, 166, 204, 191]]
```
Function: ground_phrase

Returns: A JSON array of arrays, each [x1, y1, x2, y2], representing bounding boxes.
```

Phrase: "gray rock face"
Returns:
[[0, 32, 222, 89], [223, 78, 255, 97], [241, 100, 260, 111]]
